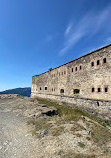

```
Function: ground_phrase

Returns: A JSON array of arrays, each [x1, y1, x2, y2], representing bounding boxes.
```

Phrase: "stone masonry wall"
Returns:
[[31, 44, 111, 101]]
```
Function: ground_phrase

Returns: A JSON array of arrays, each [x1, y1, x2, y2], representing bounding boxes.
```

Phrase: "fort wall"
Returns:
[[31, 44, 111, 119], [31, 44, 111, 100]]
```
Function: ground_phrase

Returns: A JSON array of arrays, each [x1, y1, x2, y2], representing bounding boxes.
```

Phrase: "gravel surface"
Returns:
[[0, 95, 111, 158]]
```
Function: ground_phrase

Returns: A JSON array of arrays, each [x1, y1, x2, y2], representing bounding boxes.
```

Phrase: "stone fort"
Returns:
[[31, 44, 111, 119]]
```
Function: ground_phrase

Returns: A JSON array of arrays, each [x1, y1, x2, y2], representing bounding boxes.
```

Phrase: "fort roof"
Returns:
[[32, 43, 111, 77]]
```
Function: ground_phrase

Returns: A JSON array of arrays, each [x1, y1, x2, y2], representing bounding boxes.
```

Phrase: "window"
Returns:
[[64, 71, 66, 74], [52, 88, 53, 91], [80, 65, 82, 70], [54, 88, 55, 91], [60, 89, 64, 93], [92, 88, 95, 93], [62, 72, 63, 75], [73, 89, 80, 94], [98, 88, 101, 92], [40, 87, 41, 90], [97, 60, 100, 65], [103, 58, 106, 64], [72, 68, 73, 72], [59, 72, 60, 76], [45, 87, 47, 90], [91, 62, 94, 67], [105, 87, 108, 93], [75, 67, 77, 71]]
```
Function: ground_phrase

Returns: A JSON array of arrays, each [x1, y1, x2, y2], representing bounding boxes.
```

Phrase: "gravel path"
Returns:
[[0, 100, 41, 158]]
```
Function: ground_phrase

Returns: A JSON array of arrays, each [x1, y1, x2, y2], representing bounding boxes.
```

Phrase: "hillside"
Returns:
[[0, 87, 31, 97]]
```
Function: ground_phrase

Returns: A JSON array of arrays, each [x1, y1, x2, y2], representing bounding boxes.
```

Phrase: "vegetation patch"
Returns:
[[91, 124, 111, 147], [78, 142, 85, 148], [51, 126, 64, 136], [37, 98, 111, 128]]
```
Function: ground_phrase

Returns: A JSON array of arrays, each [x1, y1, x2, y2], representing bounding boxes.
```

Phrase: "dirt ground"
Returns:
[[0, 94, 111, 158]]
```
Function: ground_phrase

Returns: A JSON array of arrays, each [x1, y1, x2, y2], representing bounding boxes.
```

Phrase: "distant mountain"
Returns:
[[0, 87, 31, 97]]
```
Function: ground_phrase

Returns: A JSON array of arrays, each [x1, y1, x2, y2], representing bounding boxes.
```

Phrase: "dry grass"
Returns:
[[51, 126, 64, 136], [37, 98, 111, 128], [91, 123, 111, 146]]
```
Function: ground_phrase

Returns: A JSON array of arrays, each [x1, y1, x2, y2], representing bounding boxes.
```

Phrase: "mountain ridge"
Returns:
[[0, 87, 31, 97]]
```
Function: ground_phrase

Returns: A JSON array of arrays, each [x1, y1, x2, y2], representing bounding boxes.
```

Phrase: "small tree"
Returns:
[[49, 68, 52, 71]]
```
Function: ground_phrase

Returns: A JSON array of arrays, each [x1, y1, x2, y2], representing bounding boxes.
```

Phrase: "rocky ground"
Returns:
[[0, 94, 111, 158]]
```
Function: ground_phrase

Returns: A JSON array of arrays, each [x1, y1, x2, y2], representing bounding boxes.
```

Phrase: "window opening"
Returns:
[[75, 67, 77, 71], [80, 65, 82, 70], [97, 60, 100, 65], [98, 88, 101, 92], [91, 62, 94, 67], [45, 87, 47, 90], [92, 88, 95, 92], [60, 89, 64, 93], [72, 68, 73, 72], [40, 87, 41, 90], [73, 89, 80, 94], [105, 87, 108, 93], [103, 58, 106, 63]]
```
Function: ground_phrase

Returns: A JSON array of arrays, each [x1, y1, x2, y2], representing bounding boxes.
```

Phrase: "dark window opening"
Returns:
[[105, 87, 108, 93], [62, 72, 63, 75], [45, 87, 47, 90], [72, 68, 73, 72], [98, 88, 101, 92], [52, 88, 53, 91], [91, 62, 94, 67], [59, 72, 60, 76], [64, 71, 66, 74], [80, 65, 82, 70], [97, 60, 100, 65], [54, 88, 55, 91], [92, 88, 95, 92], [75, 67, 77, 71], [97, 101, 99, 106], [73, 89, 80, 94], [60, 89, 64, 93], [103, 58, 106, 63], [40, 87, 41, 90]]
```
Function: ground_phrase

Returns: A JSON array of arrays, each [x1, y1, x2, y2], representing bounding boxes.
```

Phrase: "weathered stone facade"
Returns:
[[31, 44, 111, 102]]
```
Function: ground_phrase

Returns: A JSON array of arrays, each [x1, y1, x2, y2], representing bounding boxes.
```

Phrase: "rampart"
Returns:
[[31, 44, 111, 119]]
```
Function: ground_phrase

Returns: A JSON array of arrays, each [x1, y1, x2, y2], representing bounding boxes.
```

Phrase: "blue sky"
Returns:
[[0, 0, 111, 91]]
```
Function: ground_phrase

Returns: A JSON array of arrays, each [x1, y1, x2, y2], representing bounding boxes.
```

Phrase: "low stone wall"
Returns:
[[31, 92, 111, 120]]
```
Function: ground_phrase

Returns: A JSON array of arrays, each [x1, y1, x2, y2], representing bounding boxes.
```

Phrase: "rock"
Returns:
[[41, 129, 48, 137]]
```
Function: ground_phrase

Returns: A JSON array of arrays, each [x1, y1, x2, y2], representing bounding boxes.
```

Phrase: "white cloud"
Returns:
[[59, 5, 111, 55], [65, 22, 73, 36]]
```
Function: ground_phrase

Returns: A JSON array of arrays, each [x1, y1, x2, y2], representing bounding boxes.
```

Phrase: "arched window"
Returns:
[[60, 89, 64, 93], [91, 62, 94, 67]]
